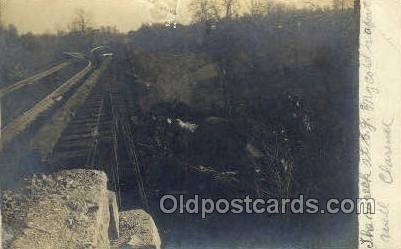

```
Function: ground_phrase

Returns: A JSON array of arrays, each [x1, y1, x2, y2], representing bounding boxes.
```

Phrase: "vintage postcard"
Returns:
[[0, 0, 399, 248]]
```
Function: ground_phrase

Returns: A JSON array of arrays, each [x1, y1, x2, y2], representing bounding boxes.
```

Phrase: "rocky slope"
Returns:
[[1, 169, 161, 249]]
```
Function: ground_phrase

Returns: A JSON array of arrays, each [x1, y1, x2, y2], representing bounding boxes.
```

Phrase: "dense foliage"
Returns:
[[128, 7, 359, 200]]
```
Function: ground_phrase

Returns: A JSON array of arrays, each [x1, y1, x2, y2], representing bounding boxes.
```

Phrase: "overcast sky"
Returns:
[[1, 0, 344, 34]]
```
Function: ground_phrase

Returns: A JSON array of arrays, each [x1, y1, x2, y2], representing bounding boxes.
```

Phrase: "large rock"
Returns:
[[111, 210, 161, 249], [2, 169, 112, 249], [1, 188, 31, 248]]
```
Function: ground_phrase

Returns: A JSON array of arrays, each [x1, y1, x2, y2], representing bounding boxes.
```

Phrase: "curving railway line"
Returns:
[[30, 59, 109, 159], [0, 53, 110, 186], [46, 64, 148, 208], [0, 60, 92, 152], [0, 51, 149, 210], [0, 61, 71, 97]]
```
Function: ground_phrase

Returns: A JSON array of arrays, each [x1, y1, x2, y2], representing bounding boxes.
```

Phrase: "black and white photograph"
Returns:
[[1, 0, 398, 248]]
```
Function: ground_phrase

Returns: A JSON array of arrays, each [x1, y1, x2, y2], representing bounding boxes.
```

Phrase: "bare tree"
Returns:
[[248, 0, 267, 17], [69, 9, 94, 33], [189, 0, 220, 23], [221, 0, 238, 19], [333, 0, 344, 11]]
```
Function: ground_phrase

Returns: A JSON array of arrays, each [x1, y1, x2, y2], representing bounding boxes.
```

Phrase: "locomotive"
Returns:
[[89, 46, 113, 67]]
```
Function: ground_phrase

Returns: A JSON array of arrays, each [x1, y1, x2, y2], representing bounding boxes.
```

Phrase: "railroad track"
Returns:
[[0, 61, 71, 97], [1, 54, 148, 208], [45, 70, 122, 201], [30, 58, 111, 159], [0, 60, 93, 152], [108, 76, 148, 209], [48, 75, 112, 168], [46, 67, 148, 208]]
